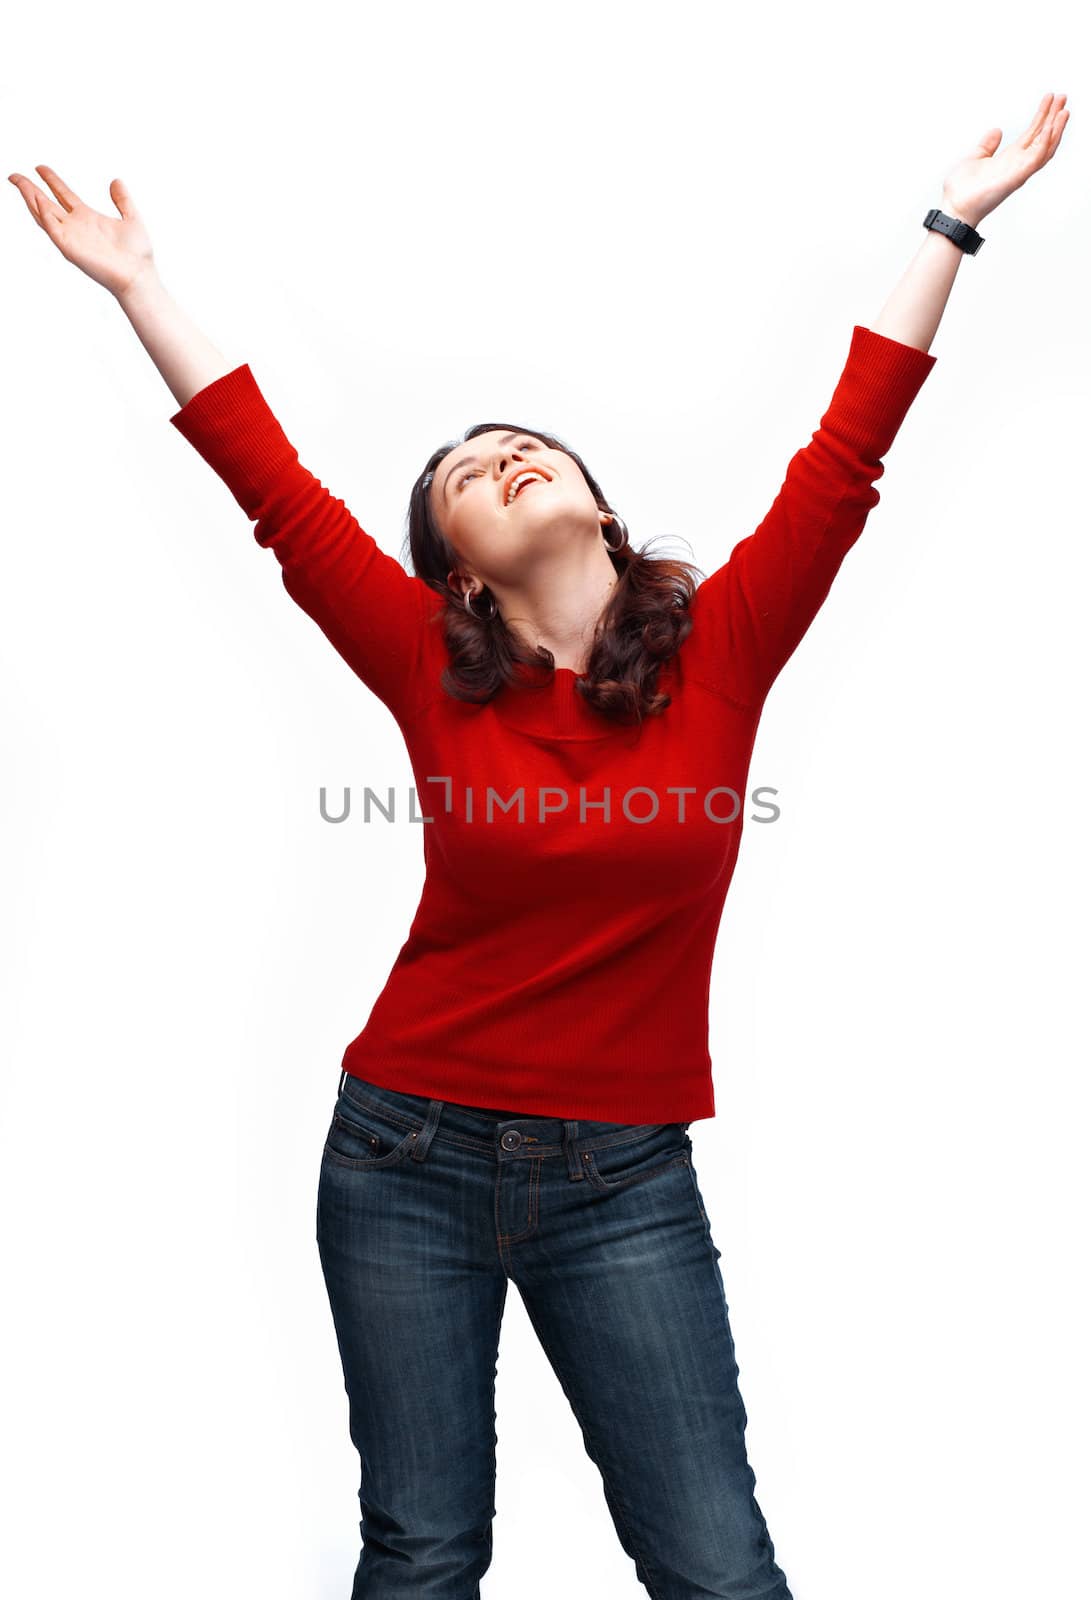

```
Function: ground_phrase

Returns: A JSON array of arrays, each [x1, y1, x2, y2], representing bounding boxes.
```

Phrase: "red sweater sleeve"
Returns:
[[686, 325, 938, 709], [169, 364, 437, 724]]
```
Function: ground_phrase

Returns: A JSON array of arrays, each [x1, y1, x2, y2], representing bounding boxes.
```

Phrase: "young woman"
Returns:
[[9, 92, 1068, 1600]]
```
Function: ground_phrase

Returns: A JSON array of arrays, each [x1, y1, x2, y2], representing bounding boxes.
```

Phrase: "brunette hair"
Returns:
[[403, 421, 704, 725]]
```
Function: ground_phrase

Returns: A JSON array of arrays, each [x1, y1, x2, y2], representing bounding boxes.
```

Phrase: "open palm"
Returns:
[[7, 164, 155, 298], [944, 92, 1070, 228]]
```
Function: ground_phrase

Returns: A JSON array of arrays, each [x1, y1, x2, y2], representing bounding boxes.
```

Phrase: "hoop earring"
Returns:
[[603, 513, 627, 553], [463, 587, 498, 620]]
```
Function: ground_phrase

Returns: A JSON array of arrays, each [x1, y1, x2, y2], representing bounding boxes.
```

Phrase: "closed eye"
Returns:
[[457, 439, 539, 491]]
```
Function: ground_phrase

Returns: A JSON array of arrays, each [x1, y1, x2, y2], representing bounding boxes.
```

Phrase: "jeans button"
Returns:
[[500, 1130, 522, 1150]]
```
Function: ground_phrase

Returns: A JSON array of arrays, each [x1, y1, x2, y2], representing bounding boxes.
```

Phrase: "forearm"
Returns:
[[870, 205, 977, 355], [115, 267, 234, 409]]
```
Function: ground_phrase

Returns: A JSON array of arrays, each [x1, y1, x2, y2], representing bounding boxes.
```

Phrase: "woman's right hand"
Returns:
[[7, 165, 156, 299]]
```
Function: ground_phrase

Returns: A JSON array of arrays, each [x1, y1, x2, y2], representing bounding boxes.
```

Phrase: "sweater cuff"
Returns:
[[830, 325, 938, 458], [169, 364, 300, 518]]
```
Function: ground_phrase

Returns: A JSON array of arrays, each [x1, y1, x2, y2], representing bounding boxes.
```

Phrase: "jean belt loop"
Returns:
[[564, 1119, 584, 1180], [409, 1098, 444, 1163]]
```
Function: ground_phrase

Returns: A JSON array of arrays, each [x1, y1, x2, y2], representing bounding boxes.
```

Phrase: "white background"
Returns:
[[2, 3, 1088, 1596]]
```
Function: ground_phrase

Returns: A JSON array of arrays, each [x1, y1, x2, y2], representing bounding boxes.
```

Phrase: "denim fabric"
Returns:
[[316, 1069, 794, 1600]]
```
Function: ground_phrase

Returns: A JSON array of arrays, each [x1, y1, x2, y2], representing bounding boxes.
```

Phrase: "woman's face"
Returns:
[[429, 429, 610, 599]]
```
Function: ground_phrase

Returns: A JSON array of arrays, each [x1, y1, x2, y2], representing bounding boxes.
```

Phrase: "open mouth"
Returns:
[[503, 469, 551, 506]]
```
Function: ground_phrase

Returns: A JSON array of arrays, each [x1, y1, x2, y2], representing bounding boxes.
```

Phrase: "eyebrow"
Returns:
[[441, 433, 526, 503]]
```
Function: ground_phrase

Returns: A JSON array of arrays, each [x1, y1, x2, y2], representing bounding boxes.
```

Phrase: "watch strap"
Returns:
[[923, 207, 985, 256]]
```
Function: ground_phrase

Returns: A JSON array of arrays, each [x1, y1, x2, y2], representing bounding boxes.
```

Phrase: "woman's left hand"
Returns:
[[942, 91, 1070, 229]]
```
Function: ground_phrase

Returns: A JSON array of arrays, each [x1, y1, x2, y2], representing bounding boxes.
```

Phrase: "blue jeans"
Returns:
[[316, 1069, 794, 1600]]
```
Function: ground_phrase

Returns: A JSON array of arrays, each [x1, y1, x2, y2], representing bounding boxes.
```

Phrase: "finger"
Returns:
[[1047, 106, 1070, 158], [109, 176, 138, 221], [34, 163, 82, 212], [1030, 96, 1067, 165], [1035, 93, 1066, 146], [1022, 92, 1055, 148], [7, 173, 66, 229]]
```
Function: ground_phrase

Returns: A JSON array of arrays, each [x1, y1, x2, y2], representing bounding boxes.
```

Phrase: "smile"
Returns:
[[504, 469, 551, 506]]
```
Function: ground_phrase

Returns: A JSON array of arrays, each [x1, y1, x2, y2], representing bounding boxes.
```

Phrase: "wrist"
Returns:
[[115, 261, 163, 312], [940, 196, 983, 230]]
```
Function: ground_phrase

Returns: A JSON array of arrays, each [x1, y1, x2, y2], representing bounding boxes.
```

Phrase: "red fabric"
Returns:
[[170, 325, 937, 1122]]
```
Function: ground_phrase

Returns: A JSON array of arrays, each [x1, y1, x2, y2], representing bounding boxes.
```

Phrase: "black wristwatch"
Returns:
[[923, 207, 985, 256]]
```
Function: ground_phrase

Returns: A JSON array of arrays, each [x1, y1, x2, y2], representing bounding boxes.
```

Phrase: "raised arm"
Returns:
[[164, 357, 437, 725], [686, 325, 936, 711], [7, 164, 441, 726], [125, 271, 438, 725], [685, 92, 1069, 711]]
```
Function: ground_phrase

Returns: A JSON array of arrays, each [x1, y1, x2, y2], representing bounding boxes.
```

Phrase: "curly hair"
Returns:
[[402, 420, 705, 726]]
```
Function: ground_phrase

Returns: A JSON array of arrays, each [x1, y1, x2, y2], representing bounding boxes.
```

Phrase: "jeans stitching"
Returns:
[[684, 1157, 712, 1236], [518, 1301, 669, 1600], [339, 1084, 685, 1163], [322, 1136, 416, 1172], [584, 1152, 691, 1195]]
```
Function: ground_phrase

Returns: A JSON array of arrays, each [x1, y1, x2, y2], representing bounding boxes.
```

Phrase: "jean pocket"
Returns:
[[583, 1122, 691, 1194], [322, 1087, 421, 1170]]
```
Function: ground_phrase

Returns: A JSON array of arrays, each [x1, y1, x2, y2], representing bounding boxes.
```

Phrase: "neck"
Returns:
[[493, 542, 620, 673]]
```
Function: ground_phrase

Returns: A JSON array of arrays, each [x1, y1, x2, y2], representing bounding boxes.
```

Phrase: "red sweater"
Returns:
[[170, 325, 937, 1123]]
